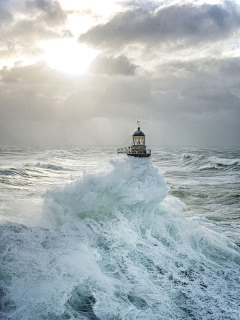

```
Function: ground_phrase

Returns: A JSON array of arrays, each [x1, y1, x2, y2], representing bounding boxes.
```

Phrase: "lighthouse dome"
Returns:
[[133, 127, 145, 136]]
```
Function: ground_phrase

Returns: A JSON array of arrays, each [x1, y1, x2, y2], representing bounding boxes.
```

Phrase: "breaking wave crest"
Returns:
[[0, 168, 29, 177], [208, 156, 240, 166], [181, 153, 240, 171], [198, 156, 240, 171], [43, 157, 168, 226], [35, 162, 67, 171], [1, 158, 240, 320], [37, 150, 75, 161]]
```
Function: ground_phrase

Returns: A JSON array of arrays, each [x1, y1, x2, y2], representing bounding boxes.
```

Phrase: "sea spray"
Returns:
[[1, 157, 240, 320], [43, 157, 168, 226]]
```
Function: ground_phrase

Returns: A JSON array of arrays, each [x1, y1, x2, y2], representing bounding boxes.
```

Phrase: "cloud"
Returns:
[[80, 2, 240, 50], [0, 1, 240, 146], [0, 61, 151, 145], [64, 76, 151, 122], [2, 56, 239, 119], [0, 62, 149, 121], [0, 61, 65, 84], [90, 55, 138, 75], [0, 57, 239, 146], [0, 2, 13, 26], [0, 0, 70, 62], [25, 0, 67, 27]]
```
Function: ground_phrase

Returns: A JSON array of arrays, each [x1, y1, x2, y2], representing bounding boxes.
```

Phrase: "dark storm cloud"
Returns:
[[149, 57, 240, 119], [1, 0, 240, 146], [0, 62, 148, 121], [90, 55, 138, 75], [0, 61, 64, 83], [0, 64, 62, 122], [80, 2, 240, 49], [0, 61, 152, 145], [25, 0, 67, 27], [0, 62, 79, 133], [64, 76, 151, 121], [126, 0, 160, 12], [218, 57, 240, 77], [153, 57, 240, 98], [0, 56, 239, 146], [0, 2, 13, 26], [0, 0, 70, 60]]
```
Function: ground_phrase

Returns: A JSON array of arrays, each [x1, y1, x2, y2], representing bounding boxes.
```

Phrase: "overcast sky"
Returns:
[[0, 0, 240, 147]]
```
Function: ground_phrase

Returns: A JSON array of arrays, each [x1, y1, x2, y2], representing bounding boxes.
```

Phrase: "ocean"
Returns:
[[0, 146, 240, 320]]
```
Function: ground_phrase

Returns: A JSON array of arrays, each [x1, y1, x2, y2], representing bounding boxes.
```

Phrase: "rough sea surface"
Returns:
[[0, 147, 240, 320]]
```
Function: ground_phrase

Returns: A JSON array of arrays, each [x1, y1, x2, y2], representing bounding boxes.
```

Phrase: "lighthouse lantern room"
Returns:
[[117, 125, 151, 157]]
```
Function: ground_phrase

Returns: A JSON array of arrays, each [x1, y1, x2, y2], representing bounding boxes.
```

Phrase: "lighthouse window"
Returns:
[[133, 137, 145, 145]]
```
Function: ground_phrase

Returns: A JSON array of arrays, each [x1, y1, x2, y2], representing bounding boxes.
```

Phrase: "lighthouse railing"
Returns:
[[117, 147, 129, 154], [118, 147, 151, 155]]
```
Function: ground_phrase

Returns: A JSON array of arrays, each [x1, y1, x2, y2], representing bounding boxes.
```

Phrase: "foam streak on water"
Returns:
[[0, 148, 240, 320]]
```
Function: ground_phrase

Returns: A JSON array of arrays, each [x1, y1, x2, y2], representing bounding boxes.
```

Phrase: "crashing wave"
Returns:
[[182, 154, 193, 161], [35, 162, 66, 171], [1, 157, 240, 320], [0, 168, 28, 177], [209, 156, 240, 166], [37, 149, 75, 161]]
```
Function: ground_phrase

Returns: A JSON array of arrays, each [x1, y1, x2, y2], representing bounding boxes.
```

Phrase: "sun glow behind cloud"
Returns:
[[41, 39, 100, 74]]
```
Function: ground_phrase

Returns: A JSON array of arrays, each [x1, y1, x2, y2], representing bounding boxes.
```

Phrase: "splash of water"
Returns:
[[1, 157, 240, 320]]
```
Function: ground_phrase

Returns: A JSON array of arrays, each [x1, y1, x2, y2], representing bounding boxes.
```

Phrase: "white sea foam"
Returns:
[[209, 156, 240, 166], [37, 149, 75, 161], [35, 162, 66, 170], [1, 157, 240, 320], [43, 157, 168, 226], [182, 153, 193, 161]]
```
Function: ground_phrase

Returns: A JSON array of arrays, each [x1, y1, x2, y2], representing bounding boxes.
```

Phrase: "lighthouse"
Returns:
[[117, 125, 151, 157]]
